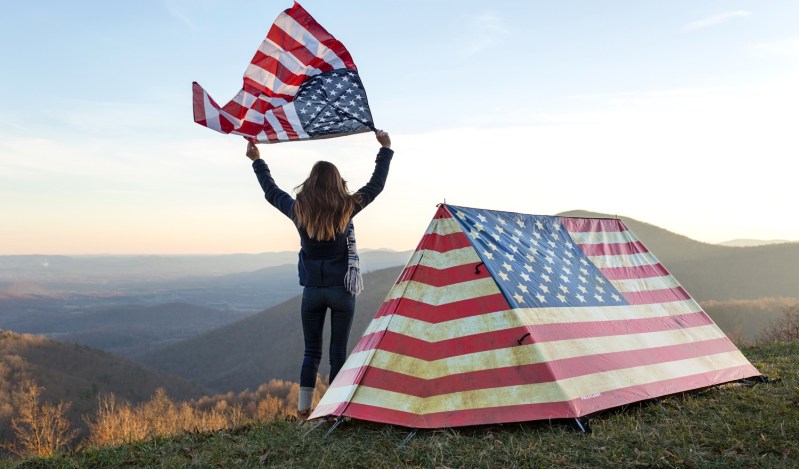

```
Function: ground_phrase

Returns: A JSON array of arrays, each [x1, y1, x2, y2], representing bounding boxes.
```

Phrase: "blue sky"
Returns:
[[1, 1, 798, 254]]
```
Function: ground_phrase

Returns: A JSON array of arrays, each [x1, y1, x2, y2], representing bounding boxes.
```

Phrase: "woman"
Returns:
[[246, 130, 393, 417]]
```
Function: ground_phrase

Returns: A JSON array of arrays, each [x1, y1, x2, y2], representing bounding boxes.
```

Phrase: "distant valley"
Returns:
[[0, 249, 412, 358]]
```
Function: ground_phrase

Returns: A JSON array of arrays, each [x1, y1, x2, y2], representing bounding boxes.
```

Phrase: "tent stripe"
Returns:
[[611, 274, 682, 292], [327, 351, 752, 415], [621, 286, 692, 305], [317, 364, 757, 428], [580, 240, 649, 256], [403, 247, 482, 271], [600, 263, 670, 280], [374, 294, 510, 322], [590, 252, 661, 269], [351, 313, 717, 361], [343, 324, 731, 380], [386, 278, 501, 305], [333, 337, 740, 394], [397, 262, 490, 288], [384, 310, 716, 345], [372, 294, 702, 326]]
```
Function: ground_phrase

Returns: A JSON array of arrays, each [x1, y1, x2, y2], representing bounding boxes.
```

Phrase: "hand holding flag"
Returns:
[[193, 2, 375, 144]]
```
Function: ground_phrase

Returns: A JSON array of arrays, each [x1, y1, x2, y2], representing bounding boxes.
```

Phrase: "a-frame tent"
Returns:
[[309, 204, 760, 428]]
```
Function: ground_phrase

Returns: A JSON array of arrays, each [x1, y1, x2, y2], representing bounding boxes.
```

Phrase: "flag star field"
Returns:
[[452, 206, 626, 309]]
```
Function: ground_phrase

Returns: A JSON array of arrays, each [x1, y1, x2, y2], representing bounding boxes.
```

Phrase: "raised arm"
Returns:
[[247, 141, 294, 218], [353, 130, 394, 216]]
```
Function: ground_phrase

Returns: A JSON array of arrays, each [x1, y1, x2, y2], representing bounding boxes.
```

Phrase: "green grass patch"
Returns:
[[6, 341, 798, 468]]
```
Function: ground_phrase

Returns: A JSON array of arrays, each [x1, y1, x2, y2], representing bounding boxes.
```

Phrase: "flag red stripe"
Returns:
[[579, 241, 649, 256], [437, 206, 455, 219], [353, 311, 715, 359], [372, 294, 510, 323], [561, 217, 624, 233], [271, 106, 299, 140], [330, 364, 758, 427], [622, 287, 692, 305], [221, 100, 248, 121], [416, 232, 473, 253], [600, 263, 670, 280], [218, 115, 234, 134], [335, 337, 739, 393], [250, 51, 310, 87], [266, 25, 337, 73], [191, 82, 209, 126], [396, 263, 490, 288], [284, 3, 356, 68], [241, 77, 295, 100]]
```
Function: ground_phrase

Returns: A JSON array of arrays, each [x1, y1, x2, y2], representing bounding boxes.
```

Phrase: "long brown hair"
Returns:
[[293, 161, 362, 241]]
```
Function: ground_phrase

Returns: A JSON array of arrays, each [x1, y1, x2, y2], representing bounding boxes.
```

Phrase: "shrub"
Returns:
[[758, 303, 799, 343], [5, 380, 76, 458]]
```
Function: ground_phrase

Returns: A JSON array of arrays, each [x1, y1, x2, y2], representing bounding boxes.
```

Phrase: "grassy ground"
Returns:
[[5, 341, 798, 468]]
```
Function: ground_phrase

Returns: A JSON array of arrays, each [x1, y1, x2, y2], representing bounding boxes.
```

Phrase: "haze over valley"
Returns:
[[1, 213, 796, 376]]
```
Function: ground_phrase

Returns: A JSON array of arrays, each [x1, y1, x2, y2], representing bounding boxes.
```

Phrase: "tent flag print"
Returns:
[[309, 204, 760, 428]]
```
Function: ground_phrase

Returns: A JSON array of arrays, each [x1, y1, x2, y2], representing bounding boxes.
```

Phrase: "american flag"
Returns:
[[192, 2, 374, 143], [309, 205, 760, 428]]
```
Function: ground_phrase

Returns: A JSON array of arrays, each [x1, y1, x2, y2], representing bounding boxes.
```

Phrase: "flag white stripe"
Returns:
[[202, 93, 222, 131], [406, 247, 481, 271], [590, 251, 661, 269], [263, 111, 289, 140], [344, 324, 730, 379], [569, 231, 632, 245], [388, 278, 501, 304], [274, 12, 347, 70], [356, 299, 704, 343], [281, 103, 310, 138], [244, 63, 300, 97], [425, 217, 463, 237], [333, 351, 750, 412], [251, 35, 324, 76], [611, 275, 682, 293]]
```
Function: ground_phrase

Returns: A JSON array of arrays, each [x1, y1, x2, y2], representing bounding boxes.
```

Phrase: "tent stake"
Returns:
[[398, 429, 418, 448], [299, 419, 326, 440], [323, 417, 344, 440], [655, 398, 667, 413], [574, 418, 590, 433]]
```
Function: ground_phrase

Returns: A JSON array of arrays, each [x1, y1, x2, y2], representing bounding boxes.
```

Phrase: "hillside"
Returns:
[[139, 267, 403, 392], [8, 303, 250, 358], [11, 340, 798, 468], [559, 210, 799, 301], [0, 330, 205, 441]]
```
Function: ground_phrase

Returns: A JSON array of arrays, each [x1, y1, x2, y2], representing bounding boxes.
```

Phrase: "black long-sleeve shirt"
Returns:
[[252, 147, 393, 286]]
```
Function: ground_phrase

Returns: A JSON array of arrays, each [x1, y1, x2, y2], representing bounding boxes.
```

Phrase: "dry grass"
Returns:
[[6, 340, 797, 468]]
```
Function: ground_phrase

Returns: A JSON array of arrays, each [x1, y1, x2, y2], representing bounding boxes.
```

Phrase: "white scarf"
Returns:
[[344, 222, 363, 295]]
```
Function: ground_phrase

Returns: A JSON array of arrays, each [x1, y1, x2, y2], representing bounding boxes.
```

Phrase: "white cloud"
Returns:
[[457, 12, 511, 59], [749, 36, 799, 56], [683, 10, 751, 31]]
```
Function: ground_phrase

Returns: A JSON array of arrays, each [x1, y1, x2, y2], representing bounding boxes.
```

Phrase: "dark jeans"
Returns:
[[300, 285, 356, 388]]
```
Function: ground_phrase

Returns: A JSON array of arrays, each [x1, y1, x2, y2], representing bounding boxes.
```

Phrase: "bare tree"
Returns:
[[759, 303, 799, 343], [5, 380, 76, 458]]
